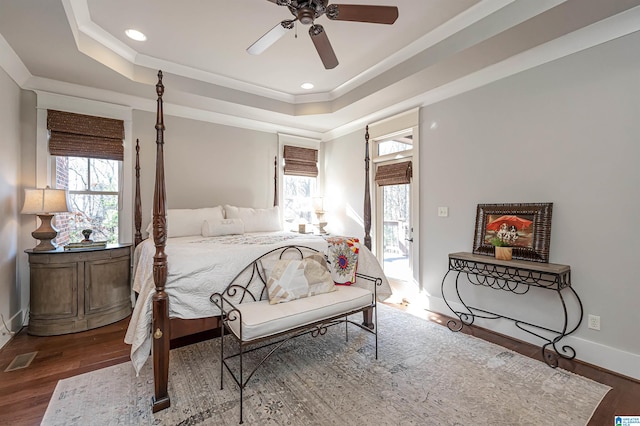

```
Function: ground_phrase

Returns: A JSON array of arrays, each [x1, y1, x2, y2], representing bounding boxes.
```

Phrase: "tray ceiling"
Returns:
[[1, 0, 639, 139]]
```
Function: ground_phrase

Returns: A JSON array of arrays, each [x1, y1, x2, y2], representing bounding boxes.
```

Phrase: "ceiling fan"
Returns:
[[247, 0, 399, 69]]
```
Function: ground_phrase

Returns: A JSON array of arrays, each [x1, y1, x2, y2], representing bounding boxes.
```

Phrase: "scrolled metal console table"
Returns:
[[441, 252, 583, 367]]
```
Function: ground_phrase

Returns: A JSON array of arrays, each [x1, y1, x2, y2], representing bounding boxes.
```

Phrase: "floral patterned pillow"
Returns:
[[326, 236, 359, 285]]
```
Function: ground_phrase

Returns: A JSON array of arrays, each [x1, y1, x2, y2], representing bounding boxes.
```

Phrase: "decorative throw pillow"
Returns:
[[326, 236, 360, 285], [202, 218, 244, 237], [266, 254, 335, 304], [224, 205, 282, 233], [146, 206, 225, 238]]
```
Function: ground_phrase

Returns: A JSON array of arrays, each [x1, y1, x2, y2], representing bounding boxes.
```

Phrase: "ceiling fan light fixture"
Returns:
[[125, 29, 146, 41], [298, 7, 316, 25]]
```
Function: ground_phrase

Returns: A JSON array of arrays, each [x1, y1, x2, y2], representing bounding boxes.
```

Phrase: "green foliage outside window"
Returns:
[[56, 157, 119, 245], [283, 175, 315, 229]]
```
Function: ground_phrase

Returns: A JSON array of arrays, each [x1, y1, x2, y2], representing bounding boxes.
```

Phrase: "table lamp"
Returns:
[[21, 186, 71, 251]]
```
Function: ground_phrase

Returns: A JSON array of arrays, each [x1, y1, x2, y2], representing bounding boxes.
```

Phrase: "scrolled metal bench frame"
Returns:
[[210, 245, 381, 424]]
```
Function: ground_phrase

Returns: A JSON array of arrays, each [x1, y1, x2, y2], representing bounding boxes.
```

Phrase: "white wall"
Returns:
[[326, 31, 640, 379], [0, 65, 23, 348], [323, 129, 371, 242], [17, 90, 37, 344], [132, 110, 278, 233]]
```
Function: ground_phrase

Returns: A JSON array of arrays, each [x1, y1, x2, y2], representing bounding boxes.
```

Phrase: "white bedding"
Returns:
[[124, 231, 391, 374]]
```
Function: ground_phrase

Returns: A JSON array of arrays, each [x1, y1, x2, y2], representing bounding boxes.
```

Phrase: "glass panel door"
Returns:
[[381, 182, 412, 281]]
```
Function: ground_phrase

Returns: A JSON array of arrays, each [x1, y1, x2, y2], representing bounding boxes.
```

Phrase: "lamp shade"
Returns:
[[21, 187, 71, 214], [313, 197, 324, 213]]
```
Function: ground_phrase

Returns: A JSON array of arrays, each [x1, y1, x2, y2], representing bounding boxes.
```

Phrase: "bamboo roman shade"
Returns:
[[47, 110, 125, 161], [375, 161, 412, 186], [283, 145, 318, 177]]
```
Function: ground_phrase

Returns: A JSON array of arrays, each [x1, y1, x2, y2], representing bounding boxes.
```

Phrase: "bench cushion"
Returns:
[[227, 285, 373, 342]]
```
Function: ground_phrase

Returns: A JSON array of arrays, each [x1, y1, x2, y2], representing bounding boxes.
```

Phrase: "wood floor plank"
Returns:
[[0, 308, 637, 426]]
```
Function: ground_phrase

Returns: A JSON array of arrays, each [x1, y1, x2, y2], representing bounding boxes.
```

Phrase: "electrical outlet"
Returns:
[[588, 314, 600, 330], [438, 207, 449, 217]]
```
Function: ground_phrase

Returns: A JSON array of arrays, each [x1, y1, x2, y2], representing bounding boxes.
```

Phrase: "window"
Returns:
[[55, 156, 120, 245], [377, 135, 413, 156], [282, 144, 318, 231], [46, 109, 125, 246], [283, 175, 316, 229]]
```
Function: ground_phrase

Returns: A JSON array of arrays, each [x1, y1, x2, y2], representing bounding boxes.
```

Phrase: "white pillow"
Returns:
[[224, 205, 282, 233], [146, 206, 225, 238], [202, 218, 244, 237], [266, 254, 335, 304]]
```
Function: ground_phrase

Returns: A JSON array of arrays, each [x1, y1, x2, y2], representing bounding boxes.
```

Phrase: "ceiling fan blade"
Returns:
[[247, 20, 294, 55], [309, 24, 338, 70], [326, 4, 399, 24]]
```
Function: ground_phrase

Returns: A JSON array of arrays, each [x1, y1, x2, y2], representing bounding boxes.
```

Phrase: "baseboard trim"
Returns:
[[425, 295, 640, 381], [0, 309, 26, 351], [7, 309, 24, 326]]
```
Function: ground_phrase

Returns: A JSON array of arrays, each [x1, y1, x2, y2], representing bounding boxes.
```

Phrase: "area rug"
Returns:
[[42, 304, 610, 425]]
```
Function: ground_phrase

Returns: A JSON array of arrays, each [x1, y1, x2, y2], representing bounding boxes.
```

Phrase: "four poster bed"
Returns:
[[125, 71, 390, 412]]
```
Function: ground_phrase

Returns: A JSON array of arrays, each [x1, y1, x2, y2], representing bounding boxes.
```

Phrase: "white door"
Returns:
[[373, 129, 417, 283], [380, 180, 413, 281]]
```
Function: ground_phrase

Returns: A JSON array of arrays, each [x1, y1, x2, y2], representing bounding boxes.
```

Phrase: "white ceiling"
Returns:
[[1, 0, 640, 140]]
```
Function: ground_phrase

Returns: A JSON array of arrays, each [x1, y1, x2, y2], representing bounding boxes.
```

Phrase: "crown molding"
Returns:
[[323, 4, 640, 141], [3, 3, 639, 143], [63, 0, 537, 105], [0, 33, 31, 87]]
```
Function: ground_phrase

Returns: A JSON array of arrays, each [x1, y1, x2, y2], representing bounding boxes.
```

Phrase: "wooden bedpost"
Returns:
[[151, 71, 171, 412], [364, 125, 372, 251], [134, 139, 142, 247], [362, 126, 374, 329], [273, 155, 278, 207]]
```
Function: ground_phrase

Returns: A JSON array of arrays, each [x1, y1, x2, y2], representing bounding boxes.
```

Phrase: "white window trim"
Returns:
[[368, 108, 420, 286], [277, 133, 322, 225], [35, 91, 134, 244]]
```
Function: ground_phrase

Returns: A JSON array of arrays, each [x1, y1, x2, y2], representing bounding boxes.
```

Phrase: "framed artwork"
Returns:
[[472, 202, 553, 263]]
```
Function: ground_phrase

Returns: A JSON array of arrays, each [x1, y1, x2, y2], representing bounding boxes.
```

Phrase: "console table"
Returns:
[[441, 252, 583, 367], [26, 244, 132, 336]]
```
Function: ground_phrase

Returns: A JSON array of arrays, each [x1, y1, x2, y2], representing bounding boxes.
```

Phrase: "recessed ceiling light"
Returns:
[[301, 82, 314, 90], [125, 29, 147, 42]]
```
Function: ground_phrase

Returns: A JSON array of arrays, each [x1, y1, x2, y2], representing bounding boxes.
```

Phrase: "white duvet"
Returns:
[[124, 232, 391, 374]]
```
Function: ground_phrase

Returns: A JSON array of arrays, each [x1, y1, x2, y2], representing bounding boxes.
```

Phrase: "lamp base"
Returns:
[[317, 222, 328, 234], [315, 211, 327, 234], [32, 214, 60, 251]]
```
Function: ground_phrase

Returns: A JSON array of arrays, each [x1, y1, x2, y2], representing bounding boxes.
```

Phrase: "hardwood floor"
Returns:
[[0, 305, 638, 425], [0, 318, 130, 426]]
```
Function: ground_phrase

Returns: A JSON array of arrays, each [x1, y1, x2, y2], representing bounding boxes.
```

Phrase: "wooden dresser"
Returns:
[[25, 244, 132, 336]]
